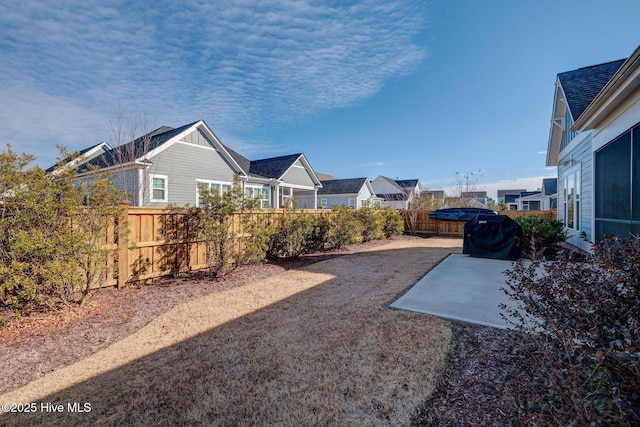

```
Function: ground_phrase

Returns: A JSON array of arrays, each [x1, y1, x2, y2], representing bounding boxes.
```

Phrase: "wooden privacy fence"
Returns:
[[402, 210, 558, 237], [108, 206, 330, 288]]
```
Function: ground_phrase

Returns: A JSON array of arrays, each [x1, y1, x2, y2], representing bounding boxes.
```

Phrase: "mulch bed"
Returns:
[[413, 325, 538, 426]]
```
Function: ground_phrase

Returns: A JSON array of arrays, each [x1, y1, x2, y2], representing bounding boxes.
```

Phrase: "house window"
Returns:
[[594, 123, 639, 240], [196, 179, 233, 207], [245, 185, 270, 208], [320, 199, 327, 208], [150, 174, 168, 202], [348, 198, 356, 209], [564, 169, 580, 230]]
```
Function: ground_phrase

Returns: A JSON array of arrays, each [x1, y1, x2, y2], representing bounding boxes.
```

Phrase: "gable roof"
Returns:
[[572, 45, 640, 131], [318, 178, 369, 195], [248, 154, 303, 179], [222, 144, 252, 174], [558, 59, 626, 121], [84, 122, 199, 170], [497, 189, 527, 198], [372, 176, 408, 194], [46, 141, 112, 173]]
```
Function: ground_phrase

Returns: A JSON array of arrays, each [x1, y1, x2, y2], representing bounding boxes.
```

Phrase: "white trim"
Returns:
[[174, 140, 217, 151], [278, 182, 317, 190], [144, 121, 248, 178], [558, 130, 592, 162], [49, 142, 113, 176], [150, 174, 168, 203], [138, 168, 144, 207], [279, 154, 322, 186]]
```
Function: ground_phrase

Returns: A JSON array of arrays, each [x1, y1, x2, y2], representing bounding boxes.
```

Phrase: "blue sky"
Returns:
[[1, 0, 639, 198]]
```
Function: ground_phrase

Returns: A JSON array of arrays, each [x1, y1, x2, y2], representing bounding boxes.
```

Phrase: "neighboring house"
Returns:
[[515, 191, 542, 211], [541, 178, 558, 210], [422, 190, 446, 205], [49, 120, 322, 208], [546, 45, 640, 248], [497, 189, 527, 210], [298, 177, 381, 209], [371, 176, 421, 209], [460, 191, 488, 207]]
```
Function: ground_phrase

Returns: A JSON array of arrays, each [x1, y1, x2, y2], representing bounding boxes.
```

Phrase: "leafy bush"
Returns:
[[266, 211, 316, 259], [327, 206, 363, 249], [514, 215, 566, 259], [379, 208, 405, 238], [355, 207, 385, 242], [194, 176, 262, 276], [501, 235, 640, 425], [0, 145, 125, 317]]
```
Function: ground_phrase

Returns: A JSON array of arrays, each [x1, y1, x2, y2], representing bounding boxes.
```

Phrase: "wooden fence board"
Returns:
[[402, 209, 557, 237]]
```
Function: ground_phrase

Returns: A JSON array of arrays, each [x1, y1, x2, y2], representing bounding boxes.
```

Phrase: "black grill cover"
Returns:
[[463, 214, 523, 260]]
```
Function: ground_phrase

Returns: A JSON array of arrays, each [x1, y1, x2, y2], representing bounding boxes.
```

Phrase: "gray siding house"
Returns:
[[298, 177, 380, 209], [52, 120, 322, 208], [546, 45, 640, 248]]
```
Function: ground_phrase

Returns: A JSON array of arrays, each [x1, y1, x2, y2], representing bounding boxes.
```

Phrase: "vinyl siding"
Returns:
[[143, 140, 237, 206], [113, 169, 140, 206], [558, 133, 593, 239], [281, 164, 316, 187]]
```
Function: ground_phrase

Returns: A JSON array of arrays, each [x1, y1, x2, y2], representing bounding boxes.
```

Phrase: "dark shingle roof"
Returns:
[[222, 146, 306, 179], [558, 59, 626, 121], [82, 122, 198, 170], [222, 144, 251, 174], [377, 193, 408, 201], [520, 191, 541, 198], [543, 178, 557, 195], [318, 178, 367, 195], [45, 141, 110, 173], [504, 194, 519, 203], [395, 179, 419, 189], [247, 154, 302, 179]]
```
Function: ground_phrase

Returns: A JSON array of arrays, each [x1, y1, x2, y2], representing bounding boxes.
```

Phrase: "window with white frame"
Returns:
[[348, 198, 356, 209], [244, 185, 270, 208], [320, 199, 327, 208], [150, 174, 168, 202], [196, 179, 233, 207], [563, 168, 580, 230]]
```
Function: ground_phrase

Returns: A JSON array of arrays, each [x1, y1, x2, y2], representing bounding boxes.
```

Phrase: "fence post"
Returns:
[[117, 202, 130, 289]]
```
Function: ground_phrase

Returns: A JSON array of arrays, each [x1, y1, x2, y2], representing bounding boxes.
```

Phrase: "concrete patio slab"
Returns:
[[390, 254, 526, 329]]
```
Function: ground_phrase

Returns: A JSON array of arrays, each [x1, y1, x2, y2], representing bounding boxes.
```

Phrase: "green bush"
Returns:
[[355, 207, 385, 242], [327, 206, 363, 249], [379, 208, 405, 238], [514, 215, 566, 259], [502, 235, 640, 425], [266, 211, 316, 259], [0, 145, 125, 317]]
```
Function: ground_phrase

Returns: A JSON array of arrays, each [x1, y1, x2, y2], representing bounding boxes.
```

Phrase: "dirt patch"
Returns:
[[1, 236, 463, 426]]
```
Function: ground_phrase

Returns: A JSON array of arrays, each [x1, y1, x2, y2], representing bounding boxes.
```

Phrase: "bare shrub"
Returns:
[[501, 235, 640, 425]]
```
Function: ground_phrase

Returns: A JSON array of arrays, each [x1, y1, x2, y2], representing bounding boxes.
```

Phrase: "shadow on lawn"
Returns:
[[1, 244, 460, 427]]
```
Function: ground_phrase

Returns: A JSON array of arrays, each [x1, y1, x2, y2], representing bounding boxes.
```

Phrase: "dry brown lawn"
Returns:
[[1, 237, 462, 426]]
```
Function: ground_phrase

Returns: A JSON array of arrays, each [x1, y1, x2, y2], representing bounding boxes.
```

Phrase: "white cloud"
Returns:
[[0, 0, 428, 158]]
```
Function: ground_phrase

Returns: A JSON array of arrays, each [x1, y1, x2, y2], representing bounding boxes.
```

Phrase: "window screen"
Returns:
[[595, 132, 631, 220]]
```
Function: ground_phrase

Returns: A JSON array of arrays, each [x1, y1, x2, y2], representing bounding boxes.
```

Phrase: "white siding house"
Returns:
[[546, 45, 640, 248]]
